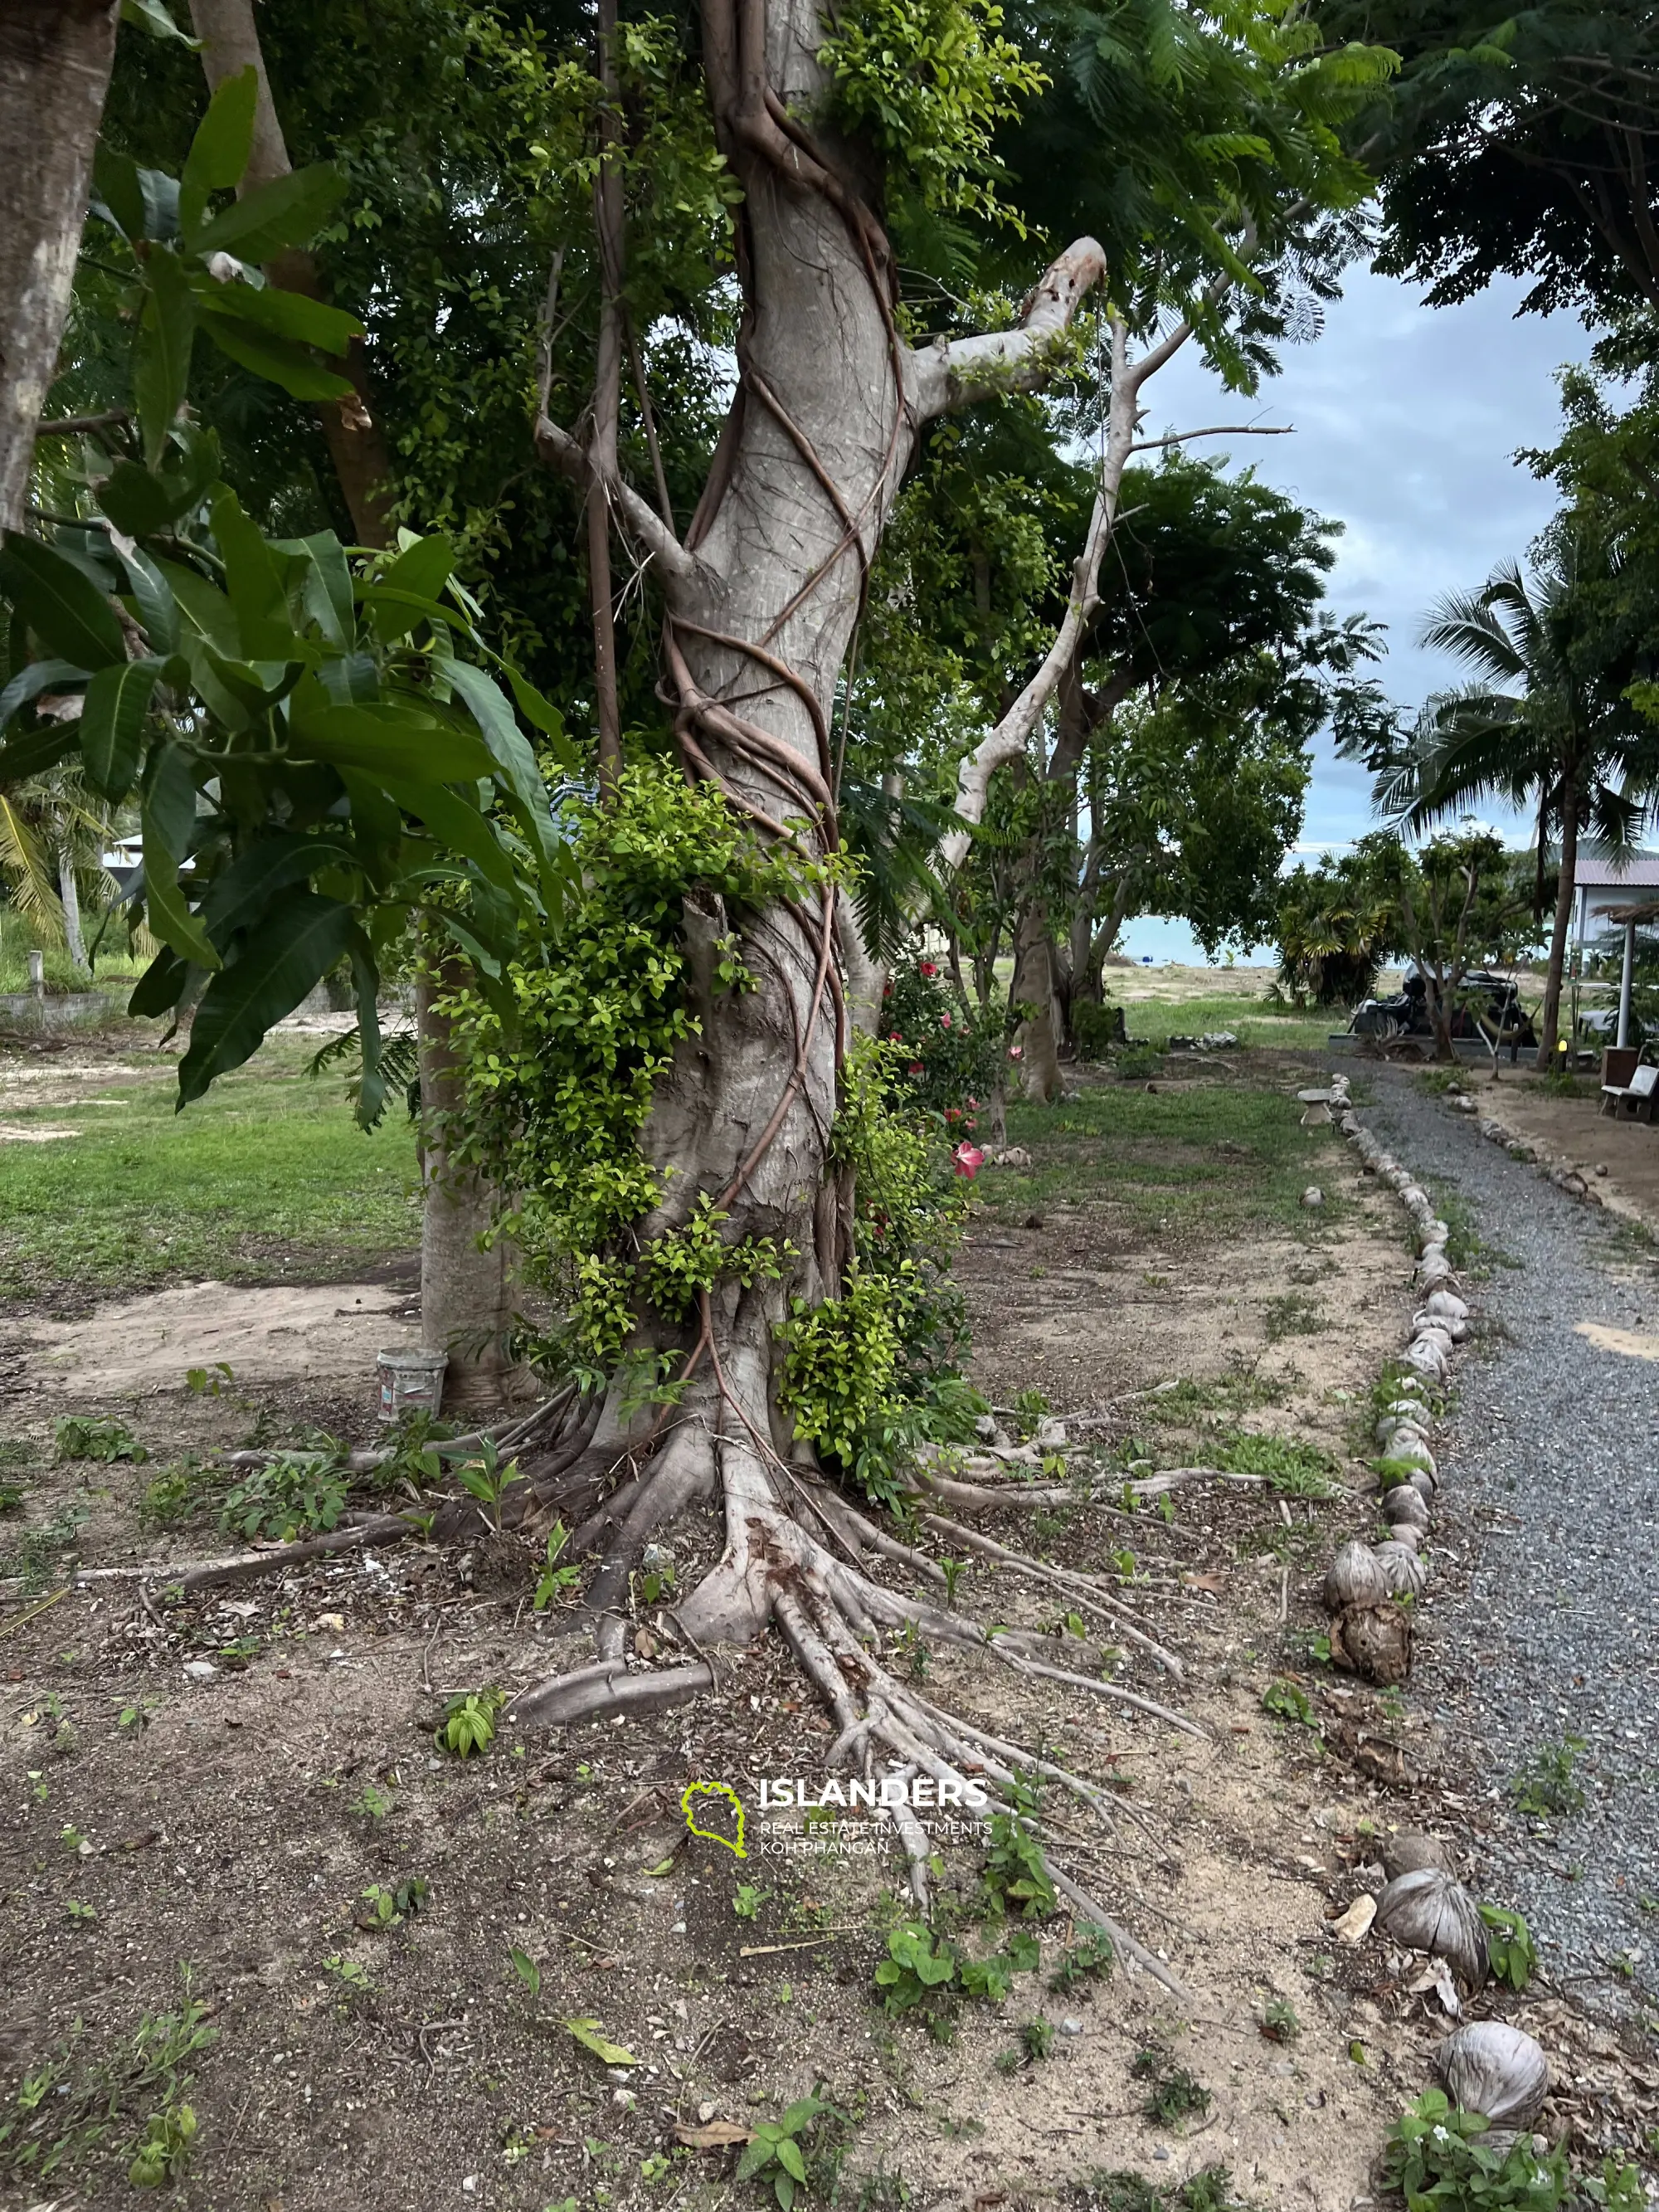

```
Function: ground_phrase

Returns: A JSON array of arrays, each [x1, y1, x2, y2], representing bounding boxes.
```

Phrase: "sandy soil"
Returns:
[[0, 1048, 1642, 2210], [1452, 1067, 1659, 1238]]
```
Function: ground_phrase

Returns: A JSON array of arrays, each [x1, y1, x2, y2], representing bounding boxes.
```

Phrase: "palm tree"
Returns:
[[1387, 548, 1657, 1067], [0, 767, 117, 973]]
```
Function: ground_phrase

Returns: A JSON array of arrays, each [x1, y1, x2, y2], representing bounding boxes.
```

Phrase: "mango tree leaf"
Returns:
[[200, 282, 362, 354], [119, 0, 199, 43], [191, 164, 348, 262], [178, 889, 355, 1103], [152, 557, 239, 652], [382, 777, 518, 897], [437, 655, 568, 906], [126, 943, 189, 1017], [362, 536, 457, 644], [196, 314, 354, 401], [91, 144, 147, 241], [0, 658, 86, 731], [134, 247, 197, 465], [346, 929, 383, 1129], [0, 722, 80, 787], [270, 530, 353, 649], [212, 489, 300, 659], [108, 534, 179, 655], [561, 2018, 639, 2067], [288, 699, 493, 782], [139, 822, 219, 972], [180, 66, 257, 237], [0, 536, 125, 670], [199, 832, 351, 948], [81, 657, 167, 802], [504, 665, 576, 768]]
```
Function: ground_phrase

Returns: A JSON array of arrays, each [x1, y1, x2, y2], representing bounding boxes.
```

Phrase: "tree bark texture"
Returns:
[[0, 0, 119, 534], [417, 967, 516, 1411], [1535, 784, 1579, 1069], [187, 0, 396, 548]]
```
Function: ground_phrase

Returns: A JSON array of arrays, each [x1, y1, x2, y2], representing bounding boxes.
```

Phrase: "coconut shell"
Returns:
[[1329, 1601, 1412, 1685], [1436, 2022, 1548, 2127], [1374, 1541, 1428, 1597], [1323, 1541, 1388, 1613], [1381, 1486, 1430, 1531], [1377, 1869, 1488, 1987], [1386, 1523, 1423, 1554], [1382, 1830, 1457, 1882]]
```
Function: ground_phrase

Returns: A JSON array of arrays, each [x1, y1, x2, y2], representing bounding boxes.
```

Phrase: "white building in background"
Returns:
[[1573, 847, 1659, 1050]]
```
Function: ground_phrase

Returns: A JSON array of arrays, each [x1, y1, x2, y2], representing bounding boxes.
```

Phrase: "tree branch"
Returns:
[[533, 410, 698, 587], [1128, 423, 1294, 452], [910, 236, 1107, 421]]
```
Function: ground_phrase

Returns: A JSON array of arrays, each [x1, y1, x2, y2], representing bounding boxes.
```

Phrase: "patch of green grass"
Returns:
[[1422, 1178, 1519, 1275], [0, 1051, 419, 1297], [1263, 1292, 1326, 1342], [989, 1079, 1345, 1244], [1112, 988, 1336, 1052], [1072, 2172, 1243, 2212], [1140, 1372, 1284, 1425], [1131, 2045, 1212, 2129], [1214, 1430, 1337, 1496], [0, 910, 150, 998]]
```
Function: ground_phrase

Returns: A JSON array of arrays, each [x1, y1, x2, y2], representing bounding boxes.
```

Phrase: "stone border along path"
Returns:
[[1350, 1067, 1659, 2034]]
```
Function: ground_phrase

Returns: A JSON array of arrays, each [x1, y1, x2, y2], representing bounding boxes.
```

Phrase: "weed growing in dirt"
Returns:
[[980, 1801, 1057, 1919], [358, 1876, 429, 1929], [1073, 2170, 1243, 2212], [220, 1453, 348, 1542], [139, 1457, 222, 1529], [1511, 1737, 1587, 1818], [1262, 1678, 1319, 1732], [438, 1687, 506, 1757], [1478, 1904, 1537, 1992], [736, 2088, 850, 2210], [1049, 1925, 1115, 1991], [734, 1884, 771, 1921], [995, 2016, 1057, 2073], [1013, 1387, 1050, 1436], [1132, 2045, 1212, 2128], [1141, 1374, 1282, 1426], [0, 1974, 215, 2190], [1216, 1431, 1336, 1496], [533, 1522, 582, 1610], [1382, 2091, 1643, 2210], [1259, 1996, 1300, 2042], [1264, 1294, 1327, 1342], [0, 1503, 89, 1593], [873, 1920, 1040, 2036], [54, 1415, 147, 1464], [455, 1439, 515, 1532]]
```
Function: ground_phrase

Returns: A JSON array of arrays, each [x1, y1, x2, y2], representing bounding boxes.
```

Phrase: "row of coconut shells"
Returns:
[[1321, 1084, 1555, 2152], [1355, 1836, 1555, 2139]]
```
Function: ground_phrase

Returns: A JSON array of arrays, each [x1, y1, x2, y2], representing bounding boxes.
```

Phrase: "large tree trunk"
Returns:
[[416, 966, 516, 1412], [0, 0, 119, 534], [1535, 787, 1579, 1069], [187, 0, 396, 547], [58, 847, 87, 970]]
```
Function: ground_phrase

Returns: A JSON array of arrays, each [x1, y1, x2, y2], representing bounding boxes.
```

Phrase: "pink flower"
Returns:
[[919, 960, 937, 978], [1008, 1044, 1023, 1061], [966, 1096, 978, 1108], [940, 1012, 951, 1029], [952, 1142, 985, 1180], [907, 1061, 925, 1076], [888, 1031, 902, 1043]]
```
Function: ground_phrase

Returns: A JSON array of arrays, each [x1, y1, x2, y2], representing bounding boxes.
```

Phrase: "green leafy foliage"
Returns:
[[1510, 1737, 1587, 1819], [438, 1687, 506, 1759], [1262, 1677, 1319, 1730], [874, 1916, 1040, 2033], [736, 2092, 843, 2212], [1380, 2089, 1645, 2212], [219, 1452, 348, 1542], [533, 1522, 583, 1610], [54, 1417, 148, 1465], [1133, 2044, 1212, 2128], [981, 1803, 1057, 1920], [1049, 1924, 1115, 1991], [1477, 1904, 1538, 1993]]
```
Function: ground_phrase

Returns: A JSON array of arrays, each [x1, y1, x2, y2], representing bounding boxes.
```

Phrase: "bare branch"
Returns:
[[533, 410, 698, 587], [911, 236, 1107, 421], [1128, 422, 1294, 453]]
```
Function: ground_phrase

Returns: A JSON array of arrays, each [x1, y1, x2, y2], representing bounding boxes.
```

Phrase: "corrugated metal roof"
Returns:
[[1577, 848, 1659, 890]]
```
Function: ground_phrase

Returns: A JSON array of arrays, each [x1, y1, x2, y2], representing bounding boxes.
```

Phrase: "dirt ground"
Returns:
[[1446, 1066, 1659, 1239], [0, 1039, 1647, 2210]]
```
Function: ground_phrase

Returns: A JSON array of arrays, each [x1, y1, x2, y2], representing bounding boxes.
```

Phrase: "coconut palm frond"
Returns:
[[0, 793, 66, 942]]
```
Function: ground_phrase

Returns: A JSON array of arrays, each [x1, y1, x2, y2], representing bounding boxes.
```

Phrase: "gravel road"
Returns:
[[1360, 1069, 1659, 2024]]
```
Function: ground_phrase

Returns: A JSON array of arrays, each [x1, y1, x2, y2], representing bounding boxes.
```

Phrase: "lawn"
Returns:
[[0, 907, 150, 997], [0, 1051, 420, 1301], [982, 1059, 1349, 1244], [1108, 987, 1338, 1053]]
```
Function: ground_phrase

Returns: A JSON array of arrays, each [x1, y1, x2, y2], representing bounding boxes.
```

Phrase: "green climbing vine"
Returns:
[[442, 761, 825, 1387]]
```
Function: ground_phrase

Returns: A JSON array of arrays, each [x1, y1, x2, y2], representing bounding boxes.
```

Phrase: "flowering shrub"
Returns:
[[882, 955, 1004, 1123]]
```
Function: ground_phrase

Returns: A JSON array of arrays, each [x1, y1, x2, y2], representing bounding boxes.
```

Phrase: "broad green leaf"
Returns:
[[119, 0, 199, 43], [99, 457, 201, 538], [191, 163, 348, 262], [197, 314, 355, 402], [144, 739, 200, 870], [109, 535, 179, 656], [362, 536, 457, 643], [200, 281, 361, 355], [153, 557, 240, 651], [346, 929, 383, 1129], [288, 699, 493, 782], [0, 659, 85, 731], [270, 530, 353, 649], [382, 776, 518, 895], [212, 490, 299, 659], [140, 822, 219, 972], [0, 722, 79, 787], [0, 536, 125, 670], [778, 2100, 821, 2135], [178, 889, 354, 1102], [504, 665, 576, 767], [561, 2018, 639, 2067], [81, 657, 166, 801], [199, 832, 350, 947], [317, 651, 378, 704], [510, 1947, 542, 1996], [126, 944, 189, 1017], [134, 246, 197, 465], [436, 656, 567, 892], [181, 66, 257, 236], [91, 145, 146, 241], [775, 2140, 806, 2185]]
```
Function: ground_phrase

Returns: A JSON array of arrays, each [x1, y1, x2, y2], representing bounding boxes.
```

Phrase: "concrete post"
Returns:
[[1617, 919, 1636, 1050]]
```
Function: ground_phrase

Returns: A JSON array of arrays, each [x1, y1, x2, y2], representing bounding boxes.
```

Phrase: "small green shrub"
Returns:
[[1477, 1903, 1537, 1992], [1381, 2089, 1643, 2210], [1259, 1996, 1299, 2043], [54, 1416, 148, 1465], [1132, 2045, 1211, 2128], [1262, 1678, 1318, 1731], [1218, 1430, 1336, 1496], [1048, 1925, 1115, 1991], [437, 1687, 506, 1758], [219, 1454, 348, 1542], [1510, 1737, 1586, 1818]]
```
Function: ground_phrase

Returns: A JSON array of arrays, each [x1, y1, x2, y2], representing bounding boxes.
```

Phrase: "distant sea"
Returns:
[[1113, 915, 1273, 968]]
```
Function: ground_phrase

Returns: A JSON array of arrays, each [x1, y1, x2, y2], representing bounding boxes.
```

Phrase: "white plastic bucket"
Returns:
[[377, 1347, 447, 1423]]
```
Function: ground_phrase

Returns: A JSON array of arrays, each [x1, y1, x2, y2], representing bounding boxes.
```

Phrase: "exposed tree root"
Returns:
[[917, 1510, 1184, 1678], [505, 1657, 716, 1729]]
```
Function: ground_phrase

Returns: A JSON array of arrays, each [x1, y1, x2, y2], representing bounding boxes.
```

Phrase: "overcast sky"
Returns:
[[1141, 262, 1595, 853]]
